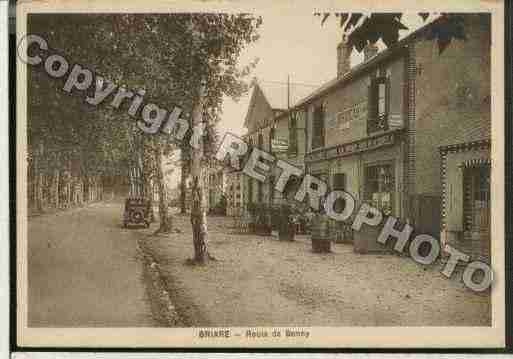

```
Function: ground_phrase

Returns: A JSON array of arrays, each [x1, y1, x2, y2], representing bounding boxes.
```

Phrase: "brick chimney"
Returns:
[[337, 36, 351, 78], [364, 42, 378, 62]]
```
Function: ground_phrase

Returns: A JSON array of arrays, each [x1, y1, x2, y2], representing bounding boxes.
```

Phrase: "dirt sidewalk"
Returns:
[[143, 214, 491, 327]]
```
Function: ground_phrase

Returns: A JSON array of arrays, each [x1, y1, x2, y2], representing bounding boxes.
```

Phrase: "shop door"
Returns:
[[463, 165, 491, 260]]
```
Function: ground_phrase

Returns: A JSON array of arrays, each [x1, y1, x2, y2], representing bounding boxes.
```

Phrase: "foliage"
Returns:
[[315, 12, 467, 54], [27, 14, 261, 208]]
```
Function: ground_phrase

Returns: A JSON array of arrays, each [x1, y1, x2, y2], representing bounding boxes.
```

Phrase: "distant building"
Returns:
[[242, 78, 313, 208]]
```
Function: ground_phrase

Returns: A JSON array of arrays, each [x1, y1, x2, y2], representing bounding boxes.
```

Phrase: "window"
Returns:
[[312, 105, 325, 149], [364, 163, 394, 215], [288, 112, 298, 155], [464, 165, 490, 233], [368, 76, 390, 134]]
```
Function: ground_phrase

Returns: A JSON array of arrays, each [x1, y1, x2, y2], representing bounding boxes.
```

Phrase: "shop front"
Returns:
[[305, 130, 406, 252], [440, 140, 491, 262]]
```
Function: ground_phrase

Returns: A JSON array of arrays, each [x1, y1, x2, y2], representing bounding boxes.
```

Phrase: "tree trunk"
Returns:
[[154, 143, 172, 233], [190, 82, 210, 264], [98, 175, 103, 201], [36, 172, 44, 212], [180, 161, 188, 214], [51, 168, 59, 208], [33, 143, 44, 212], [141, 136, 153, 207]]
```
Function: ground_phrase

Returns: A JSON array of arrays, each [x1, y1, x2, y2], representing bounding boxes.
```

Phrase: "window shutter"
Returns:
[[385, 77, 391, 130], [367, 79, 377, 134]]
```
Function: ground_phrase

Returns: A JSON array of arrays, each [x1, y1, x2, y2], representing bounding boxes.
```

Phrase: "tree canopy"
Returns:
[[27, 13, 261, 178]]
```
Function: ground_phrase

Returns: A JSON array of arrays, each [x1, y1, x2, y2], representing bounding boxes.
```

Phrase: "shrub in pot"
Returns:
[[311, 211, 331, 253], [278, 204, 296, 241]]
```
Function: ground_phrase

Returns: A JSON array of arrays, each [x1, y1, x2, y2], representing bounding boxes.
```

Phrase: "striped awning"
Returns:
[[458, 158, 491, 169]]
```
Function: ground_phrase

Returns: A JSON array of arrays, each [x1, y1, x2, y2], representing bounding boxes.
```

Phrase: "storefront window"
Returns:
[[364, 163, 394, 215]]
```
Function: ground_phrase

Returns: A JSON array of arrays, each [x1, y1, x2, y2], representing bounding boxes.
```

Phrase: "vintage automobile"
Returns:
[[122, 198, 154, 228]]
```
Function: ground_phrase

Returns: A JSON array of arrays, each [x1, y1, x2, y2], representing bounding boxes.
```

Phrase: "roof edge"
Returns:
[[294, 15, 447, 109]]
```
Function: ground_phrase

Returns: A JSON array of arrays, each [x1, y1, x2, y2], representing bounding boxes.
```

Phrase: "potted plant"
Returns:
[[310, 208, 331, 253], [278, 204, 296, 241]]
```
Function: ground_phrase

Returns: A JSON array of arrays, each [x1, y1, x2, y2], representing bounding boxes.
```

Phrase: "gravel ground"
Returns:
[[144, 213, 491, 327]]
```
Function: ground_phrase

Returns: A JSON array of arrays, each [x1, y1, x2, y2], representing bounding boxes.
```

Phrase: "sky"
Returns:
[[217, 12, 348, 136], [169, 13, 433, 188], [216, 13, 431, 137]]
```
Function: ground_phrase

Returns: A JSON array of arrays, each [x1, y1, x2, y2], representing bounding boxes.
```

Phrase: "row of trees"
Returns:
[[27, 14, 261, 262]]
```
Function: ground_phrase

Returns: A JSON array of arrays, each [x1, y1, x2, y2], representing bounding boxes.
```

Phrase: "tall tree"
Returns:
[[180, 14, 261, 263]]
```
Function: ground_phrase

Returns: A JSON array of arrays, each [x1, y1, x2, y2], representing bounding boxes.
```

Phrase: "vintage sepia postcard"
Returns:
[[16, 0, 506, 349]]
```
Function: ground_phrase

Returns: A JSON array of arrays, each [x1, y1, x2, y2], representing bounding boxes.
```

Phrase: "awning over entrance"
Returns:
[[458, 158, 491, 169]]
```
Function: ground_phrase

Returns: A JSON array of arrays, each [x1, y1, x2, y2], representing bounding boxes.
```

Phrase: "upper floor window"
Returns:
[[288, 112, 298, 156], [368, 76, 390, 134], [312, 105, 325, 150]]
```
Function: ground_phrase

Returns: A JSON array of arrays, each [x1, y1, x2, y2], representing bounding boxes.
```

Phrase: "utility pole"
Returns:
[[287, 74, 290, 110]]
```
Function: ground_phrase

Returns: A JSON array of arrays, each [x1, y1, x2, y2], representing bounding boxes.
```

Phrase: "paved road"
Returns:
[[28, 202, 155, 327]]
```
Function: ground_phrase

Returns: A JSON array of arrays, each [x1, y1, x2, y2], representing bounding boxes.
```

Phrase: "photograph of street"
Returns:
[[21, 10, 493, 332]]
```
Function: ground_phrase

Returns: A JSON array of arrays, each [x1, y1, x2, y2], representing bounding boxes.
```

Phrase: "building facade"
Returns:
[[235, 14, 491, 260], [294, 14, 491, 256]]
